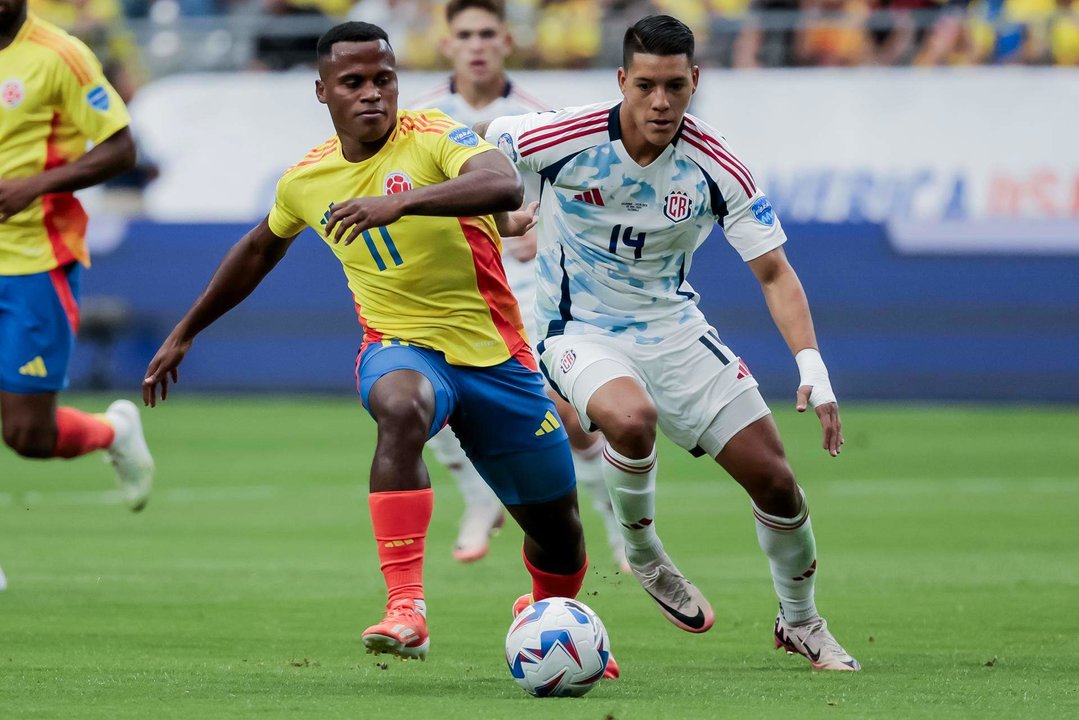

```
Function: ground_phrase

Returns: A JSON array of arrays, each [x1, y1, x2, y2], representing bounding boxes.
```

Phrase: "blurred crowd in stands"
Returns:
[[27, 0, 1073, 205], [30, 0, 1079, 77]]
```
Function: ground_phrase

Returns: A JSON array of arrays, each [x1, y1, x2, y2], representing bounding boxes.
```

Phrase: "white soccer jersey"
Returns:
[[485, 101, 786, 345], [409, 77, 549, 129]]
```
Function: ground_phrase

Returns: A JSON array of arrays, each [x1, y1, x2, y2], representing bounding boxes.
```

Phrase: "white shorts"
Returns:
[[538, 322, 771, 457]]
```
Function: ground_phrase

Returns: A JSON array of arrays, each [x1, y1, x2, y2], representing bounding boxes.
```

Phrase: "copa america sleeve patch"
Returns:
[[86, 85, 111, 112], [752, 196, 775, 226], [448, 127, 479, 147], [497, 132, 518, 161]]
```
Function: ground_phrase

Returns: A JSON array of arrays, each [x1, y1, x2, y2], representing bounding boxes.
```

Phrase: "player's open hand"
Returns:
[[143, 337, 192, 407], [496, 201, 539, 239], [0, 177, 44, 223], [796, 385, 844, 457], [324, 196, 405, 246]]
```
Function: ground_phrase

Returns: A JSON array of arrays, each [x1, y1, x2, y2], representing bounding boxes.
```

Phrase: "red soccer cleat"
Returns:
[[362, 598, 429, 660]]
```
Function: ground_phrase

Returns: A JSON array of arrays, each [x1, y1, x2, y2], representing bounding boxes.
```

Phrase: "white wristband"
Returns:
[[795, 348, 837, 407]]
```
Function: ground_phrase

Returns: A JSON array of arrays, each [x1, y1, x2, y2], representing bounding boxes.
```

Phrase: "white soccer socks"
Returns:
[[572, 440, 628, 568], [753, 486, 819, 624], [601, 443, 662, 566]]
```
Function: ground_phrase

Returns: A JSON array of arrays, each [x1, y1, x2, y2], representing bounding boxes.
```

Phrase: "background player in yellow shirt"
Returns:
[[141, 23, 616, 676], [0, 0, 154, 585]]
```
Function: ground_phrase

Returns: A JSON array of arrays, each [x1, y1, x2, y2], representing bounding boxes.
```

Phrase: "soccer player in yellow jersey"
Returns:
[[142, 23, 617, 675], [0, 0, 153, 537]]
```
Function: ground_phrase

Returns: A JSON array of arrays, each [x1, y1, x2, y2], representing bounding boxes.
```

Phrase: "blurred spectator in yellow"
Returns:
[[349, 0, 444, 69], [961, 0, 1054, 63], [795, 0, 874, 65], [1048, 0, 1079, 63], [533, 0, 603, 68], [1011, 0, 1079, 62]]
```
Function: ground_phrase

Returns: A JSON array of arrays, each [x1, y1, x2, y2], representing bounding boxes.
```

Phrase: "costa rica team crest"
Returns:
[[384, 172, 413, 195], [663, 190, 692, 223], [560, 350, 576, 373], [2, 78, 24, 108]]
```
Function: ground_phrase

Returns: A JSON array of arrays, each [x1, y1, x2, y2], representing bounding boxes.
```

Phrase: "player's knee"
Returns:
[[600, 403, 657, 457], [752, 468, 800, 518], [373, 395, 434, 446], [2, 421, 56, 459]]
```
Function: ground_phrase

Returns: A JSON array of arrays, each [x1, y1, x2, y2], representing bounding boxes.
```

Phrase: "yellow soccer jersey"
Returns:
[[268, 110, 530, 369], [0, 13, 129, 275]]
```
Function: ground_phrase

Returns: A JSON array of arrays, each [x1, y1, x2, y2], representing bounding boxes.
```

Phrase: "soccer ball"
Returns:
[[505, 596, 611, 698]]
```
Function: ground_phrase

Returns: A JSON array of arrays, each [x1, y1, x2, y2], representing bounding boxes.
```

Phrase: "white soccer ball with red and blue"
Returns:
[[505, 596, 611, 698]]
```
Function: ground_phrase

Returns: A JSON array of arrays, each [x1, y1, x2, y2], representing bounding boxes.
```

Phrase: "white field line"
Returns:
[[0, 476, 1074, 510], [0, 485, 278, 508]]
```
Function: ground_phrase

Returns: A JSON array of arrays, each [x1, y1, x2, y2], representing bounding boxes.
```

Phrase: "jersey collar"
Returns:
[[448, 76, 513, 98], [607, 102, 687, 145]]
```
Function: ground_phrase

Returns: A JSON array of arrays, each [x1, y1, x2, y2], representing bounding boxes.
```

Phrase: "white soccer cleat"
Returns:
[[629, 553, 715, 633], [452, 500, 504, 563], [103, 400, 154, 512], [774, 612, 861, 671], [0, 563, 7, 592]]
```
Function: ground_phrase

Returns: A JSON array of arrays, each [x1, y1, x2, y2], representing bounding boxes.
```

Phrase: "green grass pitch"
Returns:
[[1, 396, 1077, 719]]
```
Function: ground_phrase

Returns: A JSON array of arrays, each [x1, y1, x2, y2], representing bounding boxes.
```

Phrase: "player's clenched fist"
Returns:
[[324, 195, 405, 245]]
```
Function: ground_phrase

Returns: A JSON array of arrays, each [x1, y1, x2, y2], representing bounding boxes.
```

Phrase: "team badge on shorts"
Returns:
[[497, 132, 518, 162], [448, 127, 480, 147], [663, 190, 693, 223], [2, 79, 24, 108], [752, 196, 775, 226], [560, 350, 576, 373], [384, 172, 413, 195]]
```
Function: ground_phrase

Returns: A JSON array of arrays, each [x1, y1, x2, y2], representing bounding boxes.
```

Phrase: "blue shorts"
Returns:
[[356, 342, 576, 505], [0, 264, 82, 394]]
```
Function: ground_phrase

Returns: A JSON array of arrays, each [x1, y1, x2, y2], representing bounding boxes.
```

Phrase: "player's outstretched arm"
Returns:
[[748, 247, 844, 457], [142, 218, 298, 407], [324, 149, 523, 245], [0, 128, 136, 223]]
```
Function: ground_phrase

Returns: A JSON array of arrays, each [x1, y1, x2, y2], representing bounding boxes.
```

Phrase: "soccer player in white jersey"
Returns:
[[479, 15, 860, 671], [410, 0, 626, 569]]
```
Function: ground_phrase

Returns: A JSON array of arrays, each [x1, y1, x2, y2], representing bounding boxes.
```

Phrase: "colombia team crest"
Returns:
[[2, 78, 24, 108], [663, 190, 692, 223], [384, 172, 413, 195]]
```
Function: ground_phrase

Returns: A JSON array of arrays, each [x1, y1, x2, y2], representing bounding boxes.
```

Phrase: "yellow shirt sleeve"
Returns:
[[267, 172, 308, 239], [427, 120, 498, 179], [56, 38, 130, 145]]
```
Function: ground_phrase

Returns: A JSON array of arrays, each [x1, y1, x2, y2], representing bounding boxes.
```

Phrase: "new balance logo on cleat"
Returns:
[[18, 356, 48, 378], [572, 188, 605, 206], [534, 410, 562, 436]]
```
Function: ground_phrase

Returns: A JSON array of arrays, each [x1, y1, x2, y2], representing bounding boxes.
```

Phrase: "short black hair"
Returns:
[[622, 15, 695, 69], [317, 21, 391, 59], [446, 0, 505, 23]]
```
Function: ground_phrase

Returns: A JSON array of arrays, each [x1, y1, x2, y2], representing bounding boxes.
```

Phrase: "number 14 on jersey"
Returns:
[[609, 224, 647, 260]]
